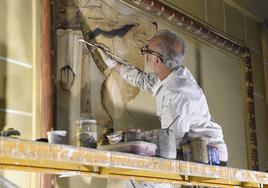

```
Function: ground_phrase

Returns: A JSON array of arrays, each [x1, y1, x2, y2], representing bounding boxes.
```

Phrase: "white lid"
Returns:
[[79, 119, 97, 124]]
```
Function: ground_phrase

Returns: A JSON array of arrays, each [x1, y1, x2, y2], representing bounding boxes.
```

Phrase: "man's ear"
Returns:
[[155, 56, 162, 64], [152, 56, 161, 65]]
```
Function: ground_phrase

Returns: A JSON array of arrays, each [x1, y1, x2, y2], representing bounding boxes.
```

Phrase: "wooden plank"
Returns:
[[99, 167, 184, 181], [0, 137, 268, 187], [189, 176, 242, 186], [0, 157, 95, 173]]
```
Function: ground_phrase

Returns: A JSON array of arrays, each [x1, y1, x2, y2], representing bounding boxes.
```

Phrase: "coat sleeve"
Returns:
[[119, 64, 160, 92]]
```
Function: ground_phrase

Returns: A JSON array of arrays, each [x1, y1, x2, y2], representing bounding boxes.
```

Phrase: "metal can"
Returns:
[[191, 139, 209, 163], [157, 129, 177, 159], [123, 129, 141, 142], [207, 145, 220, 165], [181, 144, 192, 161]]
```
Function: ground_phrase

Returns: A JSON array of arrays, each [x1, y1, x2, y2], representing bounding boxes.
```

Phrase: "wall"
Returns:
[[0, 0, 41, 187], [164, 0, 268, 172]]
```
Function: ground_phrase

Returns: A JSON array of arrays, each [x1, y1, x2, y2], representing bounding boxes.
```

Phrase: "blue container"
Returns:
[[207, 145, 220, 165]]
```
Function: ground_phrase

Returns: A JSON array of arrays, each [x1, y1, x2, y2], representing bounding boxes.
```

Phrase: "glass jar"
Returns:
[[76, 119, 97, 148]]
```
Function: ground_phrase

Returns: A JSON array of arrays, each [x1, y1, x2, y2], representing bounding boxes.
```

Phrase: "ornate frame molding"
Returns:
[[118, 0, 258, 170]]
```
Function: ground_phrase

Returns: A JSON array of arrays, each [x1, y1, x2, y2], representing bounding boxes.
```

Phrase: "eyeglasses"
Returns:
[[140, 45, 163, 61]]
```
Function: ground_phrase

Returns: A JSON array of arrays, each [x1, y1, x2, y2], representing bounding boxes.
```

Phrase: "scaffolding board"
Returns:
[[0, 137, 267, 187]]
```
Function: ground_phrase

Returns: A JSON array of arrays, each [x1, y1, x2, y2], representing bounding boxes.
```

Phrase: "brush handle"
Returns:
[[78, 39, 127, 63]]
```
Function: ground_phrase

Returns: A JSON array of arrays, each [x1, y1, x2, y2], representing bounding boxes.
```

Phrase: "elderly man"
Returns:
[[99, 29, 228, 165]]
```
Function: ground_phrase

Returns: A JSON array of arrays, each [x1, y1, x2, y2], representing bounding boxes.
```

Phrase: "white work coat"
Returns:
[[119, 64, 228, 162]]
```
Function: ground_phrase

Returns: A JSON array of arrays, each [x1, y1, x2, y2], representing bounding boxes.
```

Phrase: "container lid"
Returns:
[[79, 132, 90, 140], [79, 119, 97, 124], [124, 128, 141, 133]]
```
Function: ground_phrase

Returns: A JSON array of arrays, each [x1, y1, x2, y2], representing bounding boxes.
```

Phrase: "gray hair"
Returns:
[[152, 29, 186, 69]]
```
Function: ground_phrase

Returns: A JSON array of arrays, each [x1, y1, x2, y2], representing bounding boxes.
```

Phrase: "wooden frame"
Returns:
[[41, 0, 53, 187], [117, 0, 258, 170]]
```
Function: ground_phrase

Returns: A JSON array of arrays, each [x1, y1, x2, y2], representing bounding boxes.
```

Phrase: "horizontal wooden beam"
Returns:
[[0, 137, 267, 187]]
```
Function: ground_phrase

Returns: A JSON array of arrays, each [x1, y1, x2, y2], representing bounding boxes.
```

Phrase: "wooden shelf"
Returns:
[[0, 137, 267, 187]]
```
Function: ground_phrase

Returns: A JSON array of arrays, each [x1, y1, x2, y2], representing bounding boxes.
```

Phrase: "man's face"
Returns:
[[145, 53, 155, 69], [144, 53, 156, 73], [145, 37, 160, 71]]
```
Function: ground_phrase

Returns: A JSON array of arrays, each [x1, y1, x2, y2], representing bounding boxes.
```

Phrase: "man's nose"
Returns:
[[144, 54, 149, 62]]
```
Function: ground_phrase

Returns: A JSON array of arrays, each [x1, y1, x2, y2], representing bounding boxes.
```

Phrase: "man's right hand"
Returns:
[[96, 45, 118, 69]]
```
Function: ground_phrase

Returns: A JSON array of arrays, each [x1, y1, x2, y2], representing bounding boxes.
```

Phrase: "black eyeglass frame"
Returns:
[[140, 45, 164, 62]]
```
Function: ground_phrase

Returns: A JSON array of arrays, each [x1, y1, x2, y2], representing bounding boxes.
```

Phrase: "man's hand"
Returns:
[[96, 44, 118, 69]]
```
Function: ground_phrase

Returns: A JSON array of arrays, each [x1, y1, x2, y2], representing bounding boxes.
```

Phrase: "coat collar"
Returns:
[[152, 66, 184, 96]]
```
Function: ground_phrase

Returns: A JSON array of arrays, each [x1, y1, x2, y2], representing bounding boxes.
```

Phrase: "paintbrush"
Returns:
[[78, 39, 127, 63]]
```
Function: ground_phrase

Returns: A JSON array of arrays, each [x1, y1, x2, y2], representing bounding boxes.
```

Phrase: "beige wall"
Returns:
[[0, 0, 40, 187], [164, 0, 268, 172]]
